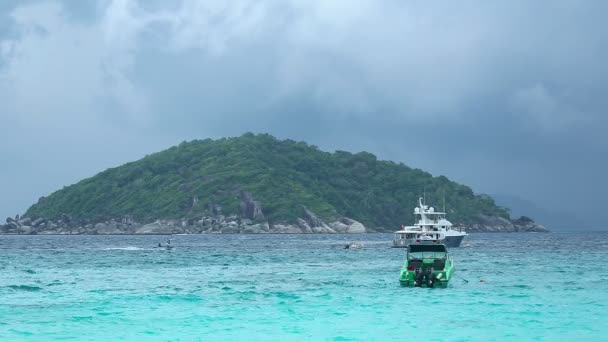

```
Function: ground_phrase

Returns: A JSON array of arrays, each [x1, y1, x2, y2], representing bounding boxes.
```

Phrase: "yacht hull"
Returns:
[[445, 235, 465, 248]]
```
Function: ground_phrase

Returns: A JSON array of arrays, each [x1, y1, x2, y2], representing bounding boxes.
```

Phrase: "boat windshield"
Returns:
[[407, 244, 447, 259], [408, 251, 447, 259]]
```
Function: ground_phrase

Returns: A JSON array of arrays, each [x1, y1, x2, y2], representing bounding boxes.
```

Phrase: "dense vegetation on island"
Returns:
[[25, 133, 510, 228]]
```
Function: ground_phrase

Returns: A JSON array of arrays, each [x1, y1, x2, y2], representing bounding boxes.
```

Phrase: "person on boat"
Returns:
[[426, 268, 435, 287], [415, 268, 425, 287]]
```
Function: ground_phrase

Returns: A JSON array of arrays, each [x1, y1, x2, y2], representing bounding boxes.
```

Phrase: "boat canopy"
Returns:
[[408, 244, 447, 253]]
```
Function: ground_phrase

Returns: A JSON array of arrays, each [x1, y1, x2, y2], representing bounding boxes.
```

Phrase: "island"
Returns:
[[1, 133, 548, 235]]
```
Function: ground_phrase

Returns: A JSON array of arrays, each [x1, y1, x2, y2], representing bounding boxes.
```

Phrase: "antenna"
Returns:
[[423, 186, 426, 205], [443, 189, 446, 213]]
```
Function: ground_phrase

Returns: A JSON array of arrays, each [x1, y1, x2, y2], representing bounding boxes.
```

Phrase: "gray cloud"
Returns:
[[1, 0, 606, 228]]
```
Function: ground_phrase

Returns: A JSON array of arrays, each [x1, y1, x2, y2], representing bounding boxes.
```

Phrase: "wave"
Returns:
[[7, 285, 43, 292], [103, 246, 145, 251]]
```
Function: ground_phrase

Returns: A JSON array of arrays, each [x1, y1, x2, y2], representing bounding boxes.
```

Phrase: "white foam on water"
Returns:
[[103, 246, 144, 251]]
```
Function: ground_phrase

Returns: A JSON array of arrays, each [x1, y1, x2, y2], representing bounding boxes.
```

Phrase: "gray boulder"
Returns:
[[302, 207, 327, 228], [301, 207, 336, 233], [329, 217, 366, 233], [96, 222, 122, 234], [311, 226, 337, 234], [471, 215, 515, 232], [259, 222, 270, 232], [32, 218, 46, 227], [135, 221, 174, 234], [512, 216, 549, 232], [296, 218, 314, 233], [19, 226, 33, 234], [242, 225, 262, 234], [18, 217, 32, 226], [271, 224, 303, 234], [220, 226, 239, 234], [329, 220, 349, 233], [342, 217, 366, 233]]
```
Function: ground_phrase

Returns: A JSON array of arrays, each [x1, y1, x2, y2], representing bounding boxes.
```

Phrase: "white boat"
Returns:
[[392, 197, 467, 248]]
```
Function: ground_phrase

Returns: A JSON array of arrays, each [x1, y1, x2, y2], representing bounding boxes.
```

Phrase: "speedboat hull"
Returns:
[[398, 243, 454, 287], [399, 266, 454, 287]]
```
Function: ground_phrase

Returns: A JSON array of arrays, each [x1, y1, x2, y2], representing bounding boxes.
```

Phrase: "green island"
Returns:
[[2, 133, 547, 234]]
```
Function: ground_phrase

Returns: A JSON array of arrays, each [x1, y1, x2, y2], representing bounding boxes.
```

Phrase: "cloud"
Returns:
[[4, 0, 606, 129], [510, 83, 583, 132], [0, 0, 147, 131], [0, 0, 607, 226]]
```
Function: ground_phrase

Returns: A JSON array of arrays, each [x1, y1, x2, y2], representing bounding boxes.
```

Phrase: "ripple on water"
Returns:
[[1, 232, 607, 341], [6, 285, 42, 292], [156, 294, 203, 302]]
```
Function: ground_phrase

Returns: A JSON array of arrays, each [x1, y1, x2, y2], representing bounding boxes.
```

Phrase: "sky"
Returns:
[[1, 0, 606, 229]]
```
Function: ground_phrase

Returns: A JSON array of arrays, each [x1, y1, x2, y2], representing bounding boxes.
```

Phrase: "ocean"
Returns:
[[1, 232, 607, 341]]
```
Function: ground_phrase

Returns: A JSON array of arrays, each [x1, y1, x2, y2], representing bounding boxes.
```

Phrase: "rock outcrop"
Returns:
[[240, 191, 265, 221], [466, 215, 549, 233], [135, 221, 176, 234], [329, 217, 366, 234]]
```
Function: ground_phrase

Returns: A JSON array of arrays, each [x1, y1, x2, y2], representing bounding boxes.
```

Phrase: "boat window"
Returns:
[[409, 244, 447, 253]]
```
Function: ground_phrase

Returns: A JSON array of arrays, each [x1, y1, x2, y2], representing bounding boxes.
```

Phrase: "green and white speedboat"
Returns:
[[399, 238, 454, 287]]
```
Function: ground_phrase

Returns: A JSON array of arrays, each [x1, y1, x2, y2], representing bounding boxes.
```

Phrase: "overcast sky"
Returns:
[[1, 0, 606, 229]]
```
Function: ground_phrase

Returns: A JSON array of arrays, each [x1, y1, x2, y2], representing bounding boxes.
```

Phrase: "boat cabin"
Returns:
[[408, 244, 447, 257], [406, 244, 448, 271], [393, 231, 444, 246]]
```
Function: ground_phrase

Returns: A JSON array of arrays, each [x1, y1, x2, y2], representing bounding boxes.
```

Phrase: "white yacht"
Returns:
[[392, 197, 467, 248]]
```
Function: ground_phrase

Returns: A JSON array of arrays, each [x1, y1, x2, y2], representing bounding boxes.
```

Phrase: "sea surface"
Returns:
[[1, 232, 607, 341]]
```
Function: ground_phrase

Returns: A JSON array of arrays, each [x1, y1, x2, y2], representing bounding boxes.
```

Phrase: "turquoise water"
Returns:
[[1, 233, 607, 341]]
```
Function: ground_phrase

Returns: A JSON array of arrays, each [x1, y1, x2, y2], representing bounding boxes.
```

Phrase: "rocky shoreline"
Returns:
[[0, 213, 548, 235], [0, 213, 369, 235], [1, 190, 548, 235], [1, 191, 371, 235]]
